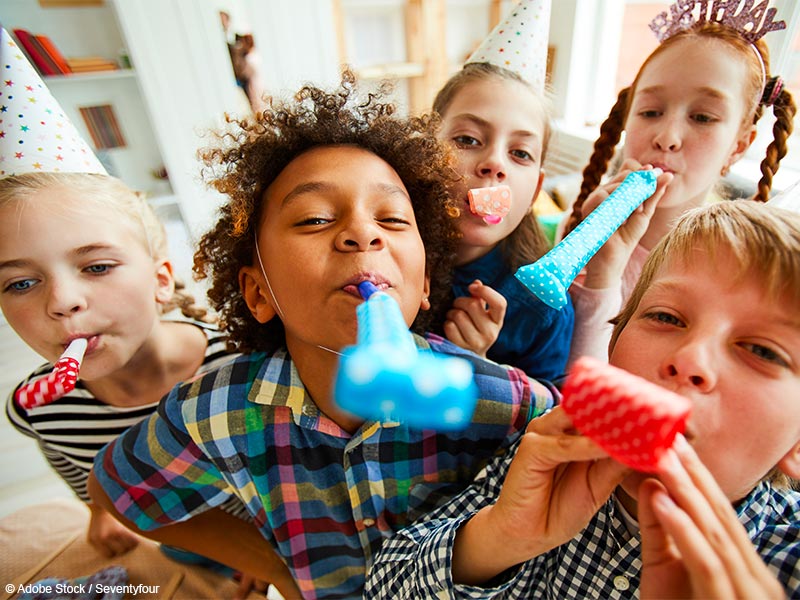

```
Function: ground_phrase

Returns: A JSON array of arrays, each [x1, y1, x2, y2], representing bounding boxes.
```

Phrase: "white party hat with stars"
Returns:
[[1, 27, 106, 177], [465, 0, 552, 92]]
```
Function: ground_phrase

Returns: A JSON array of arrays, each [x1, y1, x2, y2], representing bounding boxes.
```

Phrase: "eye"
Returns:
[[637, 109, 662, 118], [691, 113, 716, 124], [84, 263, 114, 275], [452, 135, 480, 148], [510, 149, 533, 161], [643, 310, 683, 326], [4, 278, 37, 293], [739, 342, 789, 368], [295, 217, 333, 227]]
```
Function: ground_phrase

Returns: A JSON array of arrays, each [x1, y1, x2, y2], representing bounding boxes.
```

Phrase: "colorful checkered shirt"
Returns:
[[93, 333, 556, 599], [365, 434, 800, 599]]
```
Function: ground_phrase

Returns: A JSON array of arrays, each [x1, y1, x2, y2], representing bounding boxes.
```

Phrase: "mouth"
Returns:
[[649, 162, 675, 175], [63, 334, 99, 354], [342, 274, 391, 298]]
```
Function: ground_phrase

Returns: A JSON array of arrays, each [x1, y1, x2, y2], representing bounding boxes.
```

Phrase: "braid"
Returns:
[[754, 87, 796, 202], [163, 279, 217, 324], [563, 87, 630, 236]]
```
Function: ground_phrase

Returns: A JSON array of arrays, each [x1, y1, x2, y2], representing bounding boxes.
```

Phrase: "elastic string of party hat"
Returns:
[[254, 231, 343, 357]]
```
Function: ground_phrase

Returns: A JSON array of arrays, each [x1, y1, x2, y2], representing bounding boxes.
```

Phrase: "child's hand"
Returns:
[[86, 502, 140, 557], [639, 435, 785, 599], [581, 160, 673, 289], [232, 572, 267, 600], [452, 407, 629, 584], [443, 280, 506, 357]]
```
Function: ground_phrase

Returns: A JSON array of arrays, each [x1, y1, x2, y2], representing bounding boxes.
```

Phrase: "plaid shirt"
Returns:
[[93, 333, 556, 599], [365, 434, 800, 599]]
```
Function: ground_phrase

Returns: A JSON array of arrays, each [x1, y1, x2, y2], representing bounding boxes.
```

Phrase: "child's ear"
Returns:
[[725, 125, 757, 170], [777, 439, 800, 480], [154, 259, 175, 305], [239, 266, 277, 323], [420, 274, 431, 311], [528, 169, 546, 208]]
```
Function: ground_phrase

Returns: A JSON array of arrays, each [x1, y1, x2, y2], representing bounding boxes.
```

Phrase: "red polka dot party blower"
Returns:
[[561, 356, 692, 473], [15, 338, 88, 409]]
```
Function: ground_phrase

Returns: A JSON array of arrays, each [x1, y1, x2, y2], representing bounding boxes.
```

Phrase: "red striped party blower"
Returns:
[[15, 338, 88, 409]]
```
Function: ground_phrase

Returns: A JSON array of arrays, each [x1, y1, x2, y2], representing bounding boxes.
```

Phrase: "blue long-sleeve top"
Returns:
[[452, 246, 574, 381]]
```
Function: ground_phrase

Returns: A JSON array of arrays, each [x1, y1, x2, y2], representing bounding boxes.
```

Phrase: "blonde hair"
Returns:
[[0, 172, 212, 322], [610, 201, 800, 488]]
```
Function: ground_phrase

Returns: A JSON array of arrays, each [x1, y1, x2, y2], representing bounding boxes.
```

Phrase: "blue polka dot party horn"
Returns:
[[515, 168, 662, 309], [335, 281, 478, 430]]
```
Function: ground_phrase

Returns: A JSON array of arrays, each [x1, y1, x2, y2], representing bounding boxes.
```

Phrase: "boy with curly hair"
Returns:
[[88, 72, 557, 599]]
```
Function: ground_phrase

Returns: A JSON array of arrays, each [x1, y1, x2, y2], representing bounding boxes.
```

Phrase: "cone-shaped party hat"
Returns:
[[1, 27, 106, 177], [465, 0, 552, 92]]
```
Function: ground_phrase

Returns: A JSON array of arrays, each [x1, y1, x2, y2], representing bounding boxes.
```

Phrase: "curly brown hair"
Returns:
[[564, 21, 796, 236], [193, 71, 461, 353]]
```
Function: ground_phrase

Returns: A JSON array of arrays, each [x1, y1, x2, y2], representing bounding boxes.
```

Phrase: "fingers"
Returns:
[[654, 437, 786, 598], [444, 281, 506, 355], [88, 529, 139, 558], [638, 479, 679, 567], [467, 280, 507, 323]]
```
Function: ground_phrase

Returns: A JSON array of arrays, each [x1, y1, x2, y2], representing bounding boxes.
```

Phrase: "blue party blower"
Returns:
[[334, 282, 478, 430], [515, 168, 662, 309]]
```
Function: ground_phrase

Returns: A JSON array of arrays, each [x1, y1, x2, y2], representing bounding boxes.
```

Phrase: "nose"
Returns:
[[658, 337, 717, 393], [475, 146, 507, 182], [46, 278, 88, 318], [652, 118, 682, 152], [334, 214, 386, 252]]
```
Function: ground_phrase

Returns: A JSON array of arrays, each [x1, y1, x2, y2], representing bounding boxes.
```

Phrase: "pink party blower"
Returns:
[[15, 338, 88, 409]]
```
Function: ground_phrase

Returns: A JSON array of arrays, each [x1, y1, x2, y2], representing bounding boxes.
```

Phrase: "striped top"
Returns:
[[93, 333, 557, 599], [6, 321, 238, 503]]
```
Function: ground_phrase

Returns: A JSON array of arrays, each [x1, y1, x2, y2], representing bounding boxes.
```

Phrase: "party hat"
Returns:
[[0, 27, 106, 177], [465, 0, 552, 92]]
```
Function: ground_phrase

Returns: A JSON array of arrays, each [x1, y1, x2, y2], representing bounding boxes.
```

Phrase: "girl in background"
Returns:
[[562, 0, 795, 365], [432, 0, 574, 381]]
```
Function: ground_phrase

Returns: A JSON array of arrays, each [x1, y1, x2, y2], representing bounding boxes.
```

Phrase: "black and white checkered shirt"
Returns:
[[365, 434, 800, 599]]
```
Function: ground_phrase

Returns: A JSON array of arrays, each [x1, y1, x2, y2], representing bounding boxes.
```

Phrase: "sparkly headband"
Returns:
[[649, 0, 786, 43]]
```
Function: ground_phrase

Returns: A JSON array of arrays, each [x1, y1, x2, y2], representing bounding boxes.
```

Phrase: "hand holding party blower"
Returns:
[[15, 338, 88, 409], [515, 169, 662, 309], [335, 282, 478, 430], [561, 356, 691, 473]]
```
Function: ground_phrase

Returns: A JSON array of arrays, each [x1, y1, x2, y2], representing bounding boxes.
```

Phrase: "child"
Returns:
[[0, 172, 243, 556], [364, 199, 800, 598], [0, 32, 243, 561], [87, 71, 558, 599], [432, 0, 574, 381], [563, 0, 795, 365]]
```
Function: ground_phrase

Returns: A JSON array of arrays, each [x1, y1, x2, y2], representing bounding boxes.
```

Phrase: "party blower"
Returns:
[[334, 282, 478, 430], [15, 338, 88, 409], [515, 168, 662, 309]]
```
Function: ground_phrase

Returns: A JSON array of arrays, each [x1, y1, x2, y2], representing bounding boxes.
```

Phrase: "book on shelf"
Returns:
[[34, 34, 73, 74], [11, 28, 67, 76], [79, 104, 127, 150], [66, 57, 119, 73]]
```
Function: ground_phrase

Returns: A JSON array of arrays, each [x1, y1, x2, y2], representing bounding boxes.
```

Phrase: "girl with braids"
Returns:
[[1, 172, 243, 558], [89, 71, 558, 599], [563, 2, 795, 366]]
